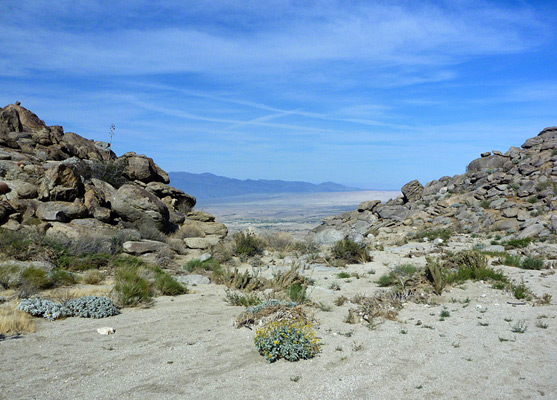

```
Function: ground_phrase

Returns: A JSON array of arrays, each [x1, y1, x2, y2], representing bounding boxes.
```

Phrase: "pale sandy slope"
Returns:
[[1, 250, 556, 400]]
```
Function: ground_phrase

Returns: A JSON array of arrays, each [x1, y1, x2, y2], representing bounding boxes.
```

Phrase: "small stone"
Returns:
[[97, 327, 116, 335], [198, 253, 212, 262]]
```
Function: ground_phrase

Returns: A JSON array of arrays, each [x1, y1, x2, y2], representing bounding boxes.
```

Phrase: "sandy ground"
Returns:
[[1, 244, 556, 400]]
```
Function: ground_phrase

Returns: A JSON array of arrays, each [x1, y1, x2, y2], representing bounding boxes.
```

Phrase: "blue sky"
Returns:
[[1, 1, 556, 190]]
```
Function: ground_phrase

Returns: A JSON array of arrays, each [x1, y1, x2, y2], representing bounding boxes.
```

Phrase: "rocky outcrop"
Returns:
[[0, 102, 227, 258], [312, 127, 557, 243]]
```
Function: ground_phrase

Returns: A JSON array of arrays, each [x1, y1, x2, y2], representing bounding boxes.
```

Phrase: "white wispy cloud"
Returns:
[[0, 1, 545, 78]]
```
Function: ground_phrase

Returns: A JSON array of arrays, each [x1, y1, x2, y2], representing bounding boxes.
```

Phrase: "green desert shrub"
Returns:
[[445, 264, 507, 285], [56, 253, 113, 272], [512, 281, 531, 300], [254, 319, 320, 363], [113, 265, 152, 307], [377, 264, 417, 287], [184, 258, 220, 273], [224, 290, 262, 307], [153, 272, 187, 296], [446, 250, 487, 270], [20, 267, 52, 291], [520, 256, 544, 270], [427, 250, 508, 293], [526, 196, 538, 204], [332, 238, 370, 263], [502, 238, 531, 249], [502, 254, 522, 267], [414, 228, 452, 242], [233, 232, 265, 257], [112, 257, 187, 306], [0, 228, 35, 260], [288, 282, 308, 304], [48, 269, 76, 286]]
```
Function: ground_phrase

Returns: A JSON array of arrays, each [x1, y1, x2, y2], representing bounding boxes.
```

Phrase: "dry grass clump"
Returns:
[[171, 223, 206, 239], [0, 306, 35, 335], [271, 267, 312, 291], [346, 291, 404, 325], [217, 267, 266, 292], [235, 301, 313, 329], [262, 231, 295, 251], [81, 270, 104, 285], [209, 242, 233, 263]]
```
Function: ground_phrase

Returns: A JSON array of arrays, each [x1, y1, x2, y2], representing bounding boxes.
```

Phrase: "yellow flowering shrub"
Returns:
[[254, 318, 320, 363]]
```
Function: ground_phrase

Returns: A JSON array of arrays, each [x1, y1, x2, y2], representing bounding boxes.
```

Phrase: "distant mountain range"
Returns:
[[168, 172, 363, 201]]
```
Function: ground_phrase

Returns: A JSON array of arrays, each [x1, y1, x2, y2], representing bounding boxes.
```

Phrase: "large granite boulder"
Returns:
[[110, 184, 169, 230], [401, 179, 424, 203], [466, 154, 508, 173], [36, 201, 88, 222], [145, 182, 196, 212], [0, 106, 22, 135], [119, 152, 169, 184], [38, 163, 84, 202]]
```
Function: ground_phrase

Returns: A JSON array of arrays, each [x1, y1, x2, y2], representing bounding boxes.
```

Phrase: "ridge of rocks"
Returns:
[[312, 127, 557, 245], [0, 102, 227, 257]]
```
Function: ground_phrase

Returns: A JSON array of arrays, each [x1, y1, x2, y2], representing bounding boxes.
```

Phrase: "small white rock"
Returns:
[[97, 327, 116, 335]]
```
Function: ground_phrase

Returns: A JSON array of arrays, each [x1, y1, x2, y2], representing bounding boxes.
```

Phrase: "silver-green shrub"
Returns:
[[64, 296, 120, 318], [18, 298, 70, 321], [19, 296, 120, 320]]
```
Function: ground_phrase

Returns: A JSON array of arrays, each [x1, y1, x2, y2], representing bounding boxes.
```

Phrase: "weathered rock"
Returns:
[[483, 245, 505, 253], [119, 152, 169, 184], [145, 181, 196, 212], [0, 200, 15, 224], [549, 216, 557, 234], [59, 132, 115, 162], [312, 126, 557, 244], [111, 184, 169, 230], [184, 236, 221, 249], [176, 274, 210, 285], [516, 223, 545, 239], [122, 240, 171, 255], [0, 104, 226, 254], [16, 182, 38, 199], [493, 218, 520, 232], [357, 200, 381, 212], [312, 228, 345, 245], [36, 201, 88, 222], [467, 155, 508, 173], [376, 205, 410, 221], [38, 163, 84, 201], [401, 180, 424, 203], [186, 210, 215, 222], [0, 106, 22, 135]]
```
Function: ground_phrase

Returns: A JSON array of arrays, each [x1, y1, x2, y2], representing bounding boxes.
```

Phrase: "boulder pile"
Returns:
[[0, 102, 227, 256], [312, 127, 557, 244]]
